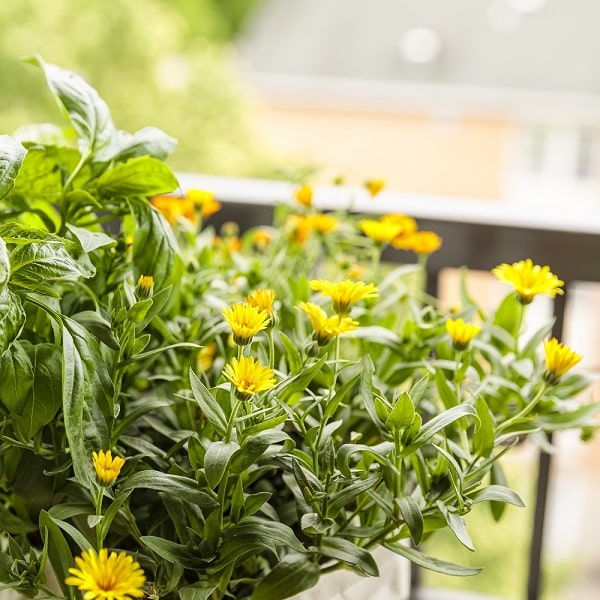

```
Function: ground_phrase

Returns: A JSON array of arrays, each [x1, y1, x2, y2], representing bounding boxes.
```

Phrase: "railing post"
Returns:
[[526, 291, 567, 600]]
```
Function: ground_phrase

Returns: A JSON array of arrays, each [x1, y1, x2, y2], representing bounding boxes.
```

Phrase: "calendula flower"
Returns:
[[381, 213, 417, 235], [222, 303, 270, 345], [298, 302, 358, 345], [92, 450, 125, 486], [286, 214, 312, 245], [135, 275, 154, 299], [492, 259, 564, 305], [347, 263, 367, 280], [543, 338, 582, 383], [65, 548, 145, 600], [151, 195, 196, 225], [391, 230, 442, 255], [365, 178, 385, 197], [306, 213, 339, 234], [197, 341, 217, 373], [252, 228, 273, 249], [294, 184, 313, 207], [446, 318, 481, 350], [223, 356, 276, 397], [310, 279, 378, 315], [188, 189, 221, 218], [246, 288, 276, 320], [359, 219, 403, 244]]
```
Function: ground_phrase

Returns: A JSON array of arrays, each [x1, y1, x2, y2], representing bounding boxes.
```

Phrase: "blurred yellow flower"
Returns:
[[188, 189, 222, 218], [223, 356, 276, 397], [347, 263, 367, 280], [365, 178, 385, 197], [65, 548, 145, 600], [310, 279, 378, 315], [92, 450, 125, 486], [359, 219, 403, 244], [294, 184, 313, 207], [381, 213, 417, 235], [543, 338, 582, 382], [286, 214, 312, 245], [298, 302, 358, 345], [197, 341, 217, 373], [222, 303, 270, 345], [151, 194, 195, 225], [492, 259, 564, 304], [252, 228, 273, 249], [392, 230, 442, 255], [446, 318, 481, 349], [307, 213, 339, 234], [246, 288, 276, 319]]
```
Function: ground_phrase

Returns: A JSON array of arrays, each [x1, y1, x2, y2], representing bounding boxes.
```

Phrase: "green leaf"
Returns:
[[229, 430, 289, 474], [29, 56, 115, 155], [66, 224, 116, 253], [179, 582, 220, 600], [384, 541, 482, 576], [300, 512, 335, 535], [189, 368, 227, 436], [0, 136, 27, 202], [469, 484, 525, 507], [204, 440, 240, 489], [140, 536, 204, 569], [435, 369, 457, 409], [119, 470, 218, 511], [0, 287, 25, 354], [472, 396, 494, 458], [327, 474, 381, 518], [62, 321, 111, 486], [251, 554, 320, 600], [386, 392, 415, 430], [221, 517, 305, 554], [128, 196, 178, 291], [104, 126, 178, 163], [97, 156, 178, 197], [492, 293, 522, 341], [319, 537, 379, 576], [437, 501, 475, 551], [397, 495, 424, 545]]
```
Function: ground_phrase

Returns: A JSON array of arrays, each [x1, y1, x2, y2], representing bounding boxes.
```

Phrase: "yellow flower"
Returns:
[[252, 228, 273, 249], [381, 213, 417, 235], [445, 318, 481, 350], [197, 341, 217, 373], [246, 288, 276, 319], [222, 303, 270, 345], [365, 178, 385, 197], [286, 214, 312, 245], [347, 263, 366, 280], [135, 274, 154, 299], [187, 189, 222, 218], [543, 338, 582, 383], [92, 450, 125, 486], [310, 279, 378, 315], [391, 230, 442, 254], [223, 356, 276, 397], [294, 184, 313, 207], [65, 548, 145, 600], [492, 259, 564, 304], [359, 219, 403, 244], [151, 194, 196, 225], [306, 213, 339, 234], [298, 302, 358, 345]]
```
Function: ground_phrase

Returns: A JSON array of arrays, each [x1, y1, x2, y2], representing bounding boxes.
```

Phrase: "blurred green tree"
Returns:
[[1, 0, 274, 176]]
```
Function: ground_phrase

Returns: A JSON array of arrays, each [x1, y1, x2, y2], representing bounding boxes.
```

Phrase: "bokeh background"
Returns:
[[3, 1, 600, 599]]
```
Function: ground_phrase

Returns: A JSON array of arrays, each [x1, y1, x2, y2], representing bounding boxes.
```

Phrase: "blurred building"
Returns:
[[237, 0, 600, 207]]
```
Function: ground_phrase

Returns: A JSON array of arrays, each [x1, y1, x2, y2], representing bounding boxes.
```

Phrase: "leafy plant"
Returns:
[[0, 59, 597, 600]]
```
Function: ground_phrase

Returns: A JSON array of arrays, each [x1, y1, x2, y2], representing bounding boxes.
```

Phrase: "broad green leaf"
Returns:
[[128, 196, 178, 291], [0, 238, 9, 291], [221, 517, 305, 553], [0, 287, 25, 353], [409, 373, 430, 405], [437, 501, 474, 551], [0, 135, 27, 201], [327, 474, 381, 518], [71, 310, 119, 350], [29, 56, 116, 155], [62, 321, 111, 486], [140, 536, 204, 569], [535, 401, 600, 430], [204, 440, 240, 489], [300, 512, 334, 535], [397, 495, 424, 545], [189, 368, 227, 436], [0, 504, 37, 535], [97, 156, 178, 197], [100, 126, 178, 163], [386, 392, 415, 430], [384, 541, 482, 576], [251, 554, 320, 600], [435, 369, 457, 409], [492, 293, 523, 342], [12, 343, 62, 441], [319, 537, 379, 576], [229, 430, 289, 473], [66, 224, 116, 253]]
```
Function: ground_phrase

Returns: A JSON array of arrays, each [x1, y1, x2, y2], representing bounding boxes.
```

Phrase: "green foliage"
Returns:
[[0, 59, 597, 600]]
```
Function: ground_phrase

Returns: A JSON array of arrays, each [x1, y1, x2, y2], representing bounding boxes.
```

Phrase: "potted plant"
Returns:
[[0, 58, 596, 600]]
